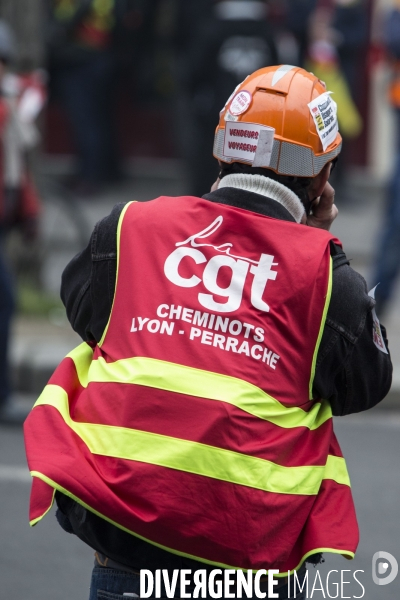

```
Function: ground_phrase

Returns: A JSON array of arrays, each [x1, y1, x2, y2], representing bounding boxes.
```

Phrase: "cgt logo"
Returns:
[[164, 217, 278, 314], [372, 552, 398, 586]]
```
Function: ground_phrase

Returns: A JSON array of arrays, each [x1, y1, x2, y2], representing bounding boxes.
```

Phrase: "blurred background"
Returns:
[[0, 0, 399, 598]]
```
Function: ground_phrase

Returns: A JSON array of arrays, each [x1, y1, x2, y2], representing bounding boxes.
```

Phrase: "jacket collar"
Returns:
[[217, 174, 305, 223], [203, 176, 304, 224]]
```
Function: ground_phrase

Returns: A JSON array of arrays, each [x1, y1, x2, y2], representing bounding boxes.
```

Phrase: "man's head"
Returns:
[[213, 65, 341, 211]]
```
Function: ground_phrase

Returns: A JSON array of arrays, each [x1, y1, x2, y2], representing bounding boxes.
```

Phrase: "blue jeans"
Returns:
[[88, 564, 307, 599]]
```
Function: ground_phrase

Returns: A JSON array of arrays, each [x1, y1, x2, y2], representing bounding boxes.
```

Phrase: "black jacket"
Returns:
[[57, 186, 392, 569]]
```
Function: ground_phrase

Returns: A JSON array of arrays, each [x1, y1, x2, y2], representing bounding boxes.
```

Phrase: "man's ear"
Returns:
[[307, 163, 331, 201]]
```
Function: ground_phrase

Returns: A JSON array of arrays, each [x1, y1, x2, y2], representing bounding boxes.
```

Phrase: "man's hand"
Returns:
[[306, 181, 338, 231]]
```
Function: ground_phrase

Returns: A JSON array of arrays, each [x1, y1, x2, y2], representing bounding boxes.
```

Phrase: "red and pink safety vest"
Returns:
[[24, 196, 359, 573]]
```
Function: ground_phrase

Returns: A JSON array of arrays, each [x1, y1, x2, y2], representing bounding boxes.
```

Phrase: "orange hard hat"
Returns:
[[213, 64, 342, 177]]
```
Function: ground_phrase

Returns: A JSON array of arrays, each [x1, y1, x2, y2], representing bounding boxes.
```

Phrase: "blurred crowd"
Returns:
[[43, 0, 369, 195], [1, 0, 400, 422]]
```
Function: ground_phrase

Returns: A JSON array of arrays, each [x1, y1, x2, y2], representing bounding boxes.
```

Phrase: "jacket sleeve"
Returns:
[[60, 203, 124, 342], [313, 250, 393, 416]]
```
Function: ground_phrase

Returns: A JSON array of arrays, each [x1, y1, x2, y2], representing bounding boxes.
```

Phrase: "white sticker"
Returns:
[[308, 92, 338, 151], [224, 111, 239, 122], [271, 65, 296, 87], [223, 121, 272, 163], [252, 127, 275, 167], [229, 90, 252, 116], [368, 286, 388, 354]]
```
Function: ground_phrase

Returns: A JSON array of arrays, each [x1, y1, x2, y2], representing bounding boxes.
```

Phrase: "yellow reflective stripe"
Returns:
[[34, 384, 350, 494], [66, 343, 93, 388], [66, 344, 333, 430], [98, 201, 134, 347], [292, 548, 354, 573], [309, 257, 333, 399], [325, 454, 350, 487], [29, 486, 56, 527], [29, 472, 355, 573], [81, 353, 332, 431]]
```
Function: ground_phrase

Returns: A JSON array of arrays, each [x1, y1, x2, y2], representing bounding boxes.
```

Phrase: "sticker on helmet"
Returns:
[[229, 90, 252, 116], [253, 127, 275, 167], [271, 65, 296, 87], [308, 92, 338, 151], [223, 121, 274, 166], [220, 76, 250, 116], [225, 111, 239, 122]]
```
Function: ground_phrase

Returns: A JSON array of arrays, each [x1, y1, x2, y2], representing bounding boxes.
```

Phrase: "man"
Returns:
[[0, 21, 42, 425], [173, 0, 277, 196], [45, 0, 120, 193], [24, 66, 392, 599], [373, 0, 400, 314]]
